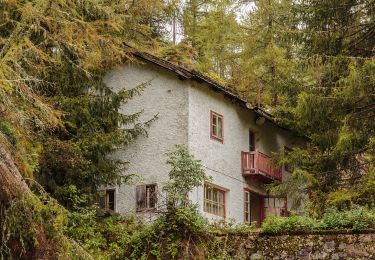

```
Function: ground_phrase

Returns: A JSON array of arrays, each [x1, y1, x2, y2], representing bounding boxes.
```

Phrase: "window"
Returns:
[[136, 184, 157, 211], [204, 183, 225, 217], [264, 197, 287, 218], [210, 111, 223, 142], [103, 189, 115, 211], [244, 190, 251, 223]]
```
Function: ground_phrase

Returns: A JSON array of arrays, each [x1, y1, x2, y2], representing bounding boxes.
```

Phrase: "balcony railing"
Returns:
[[241, 150, 282, 182]]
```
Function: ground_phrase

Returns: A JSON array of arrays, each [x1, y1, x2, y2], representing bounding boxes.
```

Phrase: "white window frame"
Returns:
[[204, 183, 226, 217]]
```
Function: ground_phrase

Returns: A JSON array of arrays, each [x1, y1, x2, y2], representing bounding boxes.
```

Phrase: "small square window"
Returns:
[[210, 111, 223, 142], [136, 184, 157, 211]]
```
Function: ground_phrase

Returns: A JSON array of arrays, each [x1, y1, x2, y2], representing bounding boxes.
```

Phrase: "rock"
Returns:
[[250, 253, 263, 260], [323, 241, 335, 252]]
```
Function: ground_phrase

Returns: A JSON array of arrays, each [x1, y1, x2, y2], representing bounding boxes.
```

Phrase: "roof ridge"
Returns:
[[126, 47, 299, 134]]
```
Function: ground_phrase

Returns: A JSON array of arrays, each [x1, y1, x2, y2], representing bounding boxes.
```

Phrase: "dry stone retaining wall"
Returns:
[[217, 230, 375, 259]]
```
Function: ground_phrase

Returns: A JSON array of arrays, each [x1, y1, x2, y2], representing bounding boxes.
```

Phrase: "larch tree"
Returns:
[[232, 0, 300, 107], [0, 0, 171, 257], [193, 0, 242, 78]]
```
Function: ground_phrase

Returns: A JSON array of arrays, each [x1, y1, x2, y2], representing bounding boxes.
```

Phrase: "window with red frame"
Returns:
[[210, 111, 223, 142], [264, 197, 287, 218], [244, 190, 251, 223]]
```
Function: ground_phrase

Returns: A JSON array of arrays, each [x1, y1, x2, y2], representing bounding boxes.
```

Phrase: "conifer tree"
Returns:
[[233, 0, 299, 107], [181, 0, 242, 80], [271, 0, 375, 215], [0, 0, 170, 256]]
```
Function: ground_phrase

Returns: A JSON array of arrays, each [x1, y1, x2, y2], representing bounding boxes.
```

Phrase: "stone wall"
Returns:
[[216, 230, 375, 259]]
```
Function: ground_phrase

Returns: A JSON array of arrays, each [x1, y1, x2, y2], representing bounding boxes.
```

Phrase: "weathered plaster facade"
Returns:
[[187, 83, 300, 222], [103, 57, 304, 223], [103, 61, 189, 217]]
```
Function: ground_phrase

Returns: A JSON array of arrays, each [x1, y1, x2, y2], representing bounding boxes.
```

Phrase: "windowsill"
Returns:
[[203, 211, 226, 219], [210, 136, 224, 143]]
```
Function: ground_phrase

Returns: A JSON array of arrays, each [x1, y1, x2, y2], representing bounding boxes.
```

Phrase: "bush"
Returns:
[[66, 209, 139, 259], [262, 215, 317, 234], [128, 204, 210, 259], [209, 219, 257, 234], [319, 208, 350, 229], [262, 205, 375, 234], [320, 206, 375, 230]]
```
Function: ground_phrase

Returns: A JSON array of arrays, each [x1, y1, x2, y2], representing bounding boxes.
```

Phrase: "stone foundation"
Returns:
[[216, 230, 375, 259]]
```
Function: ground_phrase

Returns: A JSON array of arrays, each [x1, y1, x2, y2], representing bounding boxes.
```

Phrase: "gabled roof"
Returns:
[[129, 50, 294, 133], [131, 51, 247, 106]]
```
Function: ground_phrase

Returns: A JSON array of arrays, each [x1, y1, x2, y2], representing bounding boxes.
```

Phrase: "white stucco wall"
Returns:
[[103, 61, 189, 217], [104, 60, 303, 223], [187, 82, 301, 223]]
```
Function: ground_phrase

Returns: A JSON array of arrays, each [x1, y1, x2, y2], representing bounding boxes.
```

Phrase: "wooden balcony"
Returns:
[[241, 150, 282, 182]]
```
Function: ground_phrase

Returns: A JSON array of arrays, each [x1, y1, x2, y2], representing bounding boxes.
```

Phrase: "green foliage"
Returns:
[[326, 189, 359, 208], [164, 145, 210, 206], [0, 0, 169, 210], [269, 1, 375, 214], [209, 219, 257, 234], [158, 40, 197, 68], [65, 146, 212, 259], [4, 193, 67, 246], [179, 0, 242, 79], [262, 215, 318, 234], [38, 79, 152, 208], [0, 122, 17, 145], [127, 205, 210, 259], [1, 192, 68, 258], [66, 209, 137, 259], [320, 207, 375, 231], [262, 206, 375, 234]]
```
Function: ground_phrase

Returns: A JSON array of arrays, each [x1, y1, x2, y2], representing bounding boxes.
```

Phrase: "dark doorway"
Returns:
[[250, 192, 262, 227], [249, 130, 255, 151]]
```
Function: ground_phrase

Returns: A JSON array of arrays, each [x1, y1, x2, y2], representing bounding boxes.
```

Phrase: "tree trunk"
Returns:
[[0, 142, 91, 259], [0, 143, 30, 206]]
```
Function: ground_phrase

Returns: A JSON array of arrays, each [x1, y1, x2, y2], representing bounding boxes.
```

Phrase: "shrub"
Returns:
[[209, 219, 257, 234], [320, 206, 375, 230], [262, 205, 375, 234], [319, 208, 350, 229], [262, 215, 317, 234]]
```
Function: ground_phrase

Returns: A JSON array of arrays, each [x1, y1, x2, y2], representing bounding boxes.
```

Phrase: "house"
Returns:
[[102, 51, 304, 225]]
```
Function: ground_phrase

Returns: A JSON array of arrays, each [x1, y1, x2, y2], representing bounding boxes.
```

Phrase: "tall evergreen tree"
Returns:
[[232, 0, 300, 107], [270, 0, 375, 215], [180, 0, 243, 80]]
